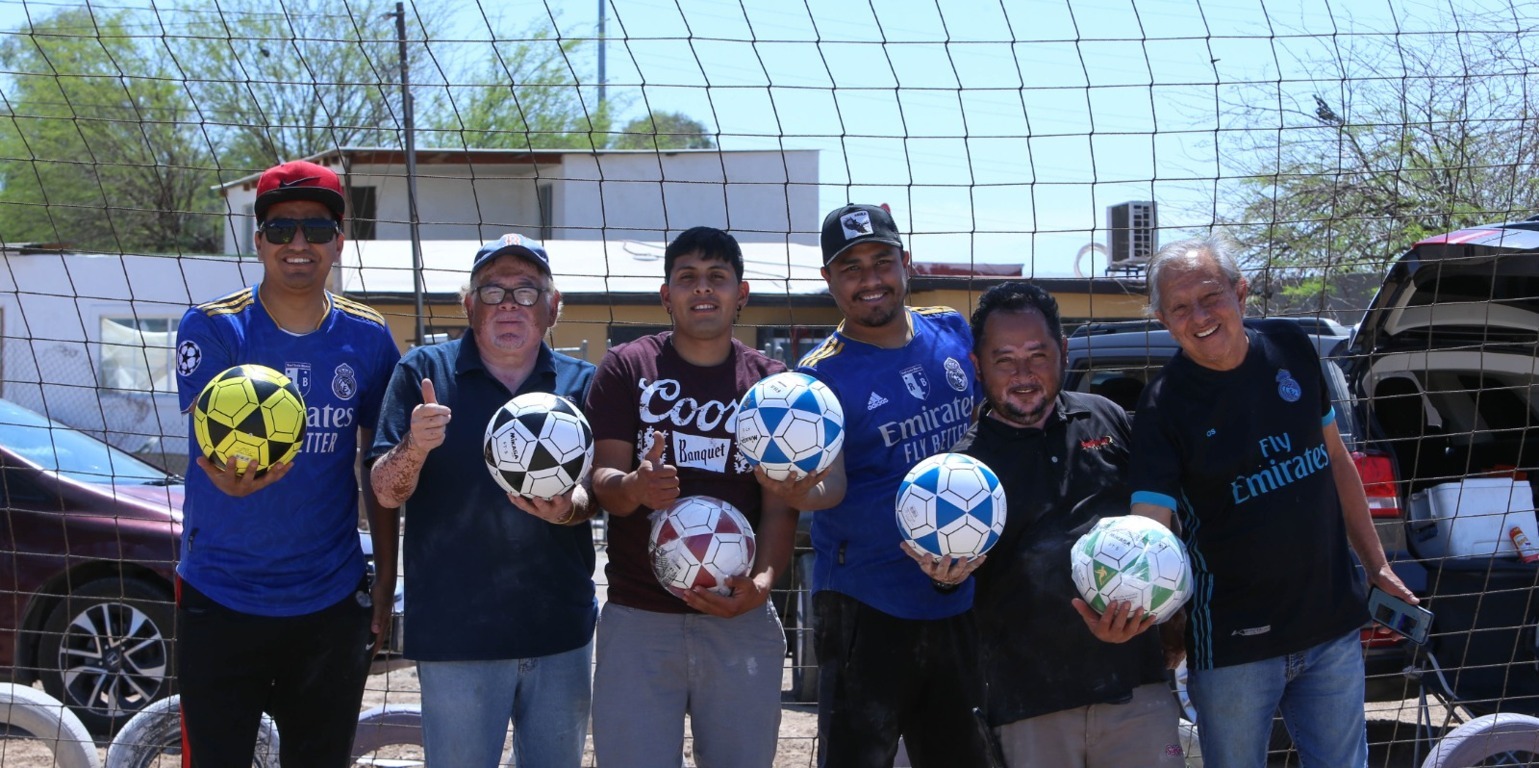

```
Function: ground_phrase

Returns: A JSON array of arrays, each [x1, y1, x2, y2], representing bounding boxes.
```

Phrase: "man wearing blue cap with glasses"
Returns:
[[370, 233, 598, 767]]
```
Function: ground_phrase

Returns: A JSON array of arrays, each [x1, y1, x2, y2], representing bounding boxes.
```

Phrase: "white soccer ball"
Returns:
[[1069, 515, 1193, 623], [736, 372, 845, 481], [649, 495, 757, 599], [482, 392, 594, 500], [895, 453, 1007, 559]]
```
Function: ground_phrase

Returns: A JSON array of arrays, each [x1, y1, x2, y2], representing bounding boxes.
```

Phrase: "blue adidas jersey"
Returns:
[[797, 307, 980, 620], [174, 287, 401, 616]]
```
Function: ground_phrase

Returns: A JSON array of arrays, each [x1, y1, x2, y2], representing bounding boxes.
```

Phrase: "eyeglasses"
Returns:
[[476, 284, 546, 307], [260, 218, 340, 245]]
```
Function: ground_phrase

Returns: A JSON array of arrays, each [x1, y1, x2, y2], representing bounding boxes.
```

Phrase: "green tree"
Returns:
[[0, 7, 221, 252], [426, 27, 612, 150], [174, 0, 439, 176], [610, 110, 716, 150], [1217, 21, 1539, 301]]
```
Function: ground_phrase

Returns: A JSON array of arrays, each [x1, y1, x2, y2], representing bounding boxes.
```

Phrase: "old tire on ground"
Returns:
[[352, 703, 425, 759], [1422, 712, 1539, 768], [106, 694, 279, 768], [0, 683, 100, 768]]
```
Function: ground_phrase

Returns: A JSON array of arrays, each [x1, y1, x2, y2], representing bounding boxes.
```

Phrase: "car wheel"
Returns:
[[40, 577, 176, 735], [789, 552, 818, 703], [1421, 713, 1539, 768]]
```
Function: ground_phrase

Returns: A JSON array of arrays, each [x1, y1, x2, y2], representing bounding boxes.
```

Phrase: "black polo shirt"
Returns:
[[955, 391, 1167, 727]]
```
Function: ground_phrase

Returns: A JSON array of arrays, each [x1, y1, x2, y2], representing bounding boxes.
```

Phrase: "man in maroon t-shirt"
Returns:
[[586, 226, 798, 768]]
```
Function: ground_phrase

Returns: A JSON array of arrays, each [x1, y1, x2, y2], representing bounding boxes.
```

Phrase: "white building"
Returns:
[[0, 247, 261, 466], [217, 147, 822, 256]]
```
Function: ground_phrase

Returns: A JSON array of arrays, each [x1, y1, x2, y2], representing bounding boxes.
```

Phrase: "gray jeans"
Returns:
[[592, 601, 787, 768]]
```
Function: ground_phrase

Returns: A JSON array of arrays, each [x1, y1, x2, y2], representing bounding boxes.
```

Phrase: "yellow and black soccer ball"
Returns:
[[192, 365, 306, 475]]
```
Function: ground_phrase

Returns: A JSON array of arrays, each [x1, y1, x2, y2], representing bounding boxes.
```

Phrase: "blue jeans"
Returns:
[[1188, 629, 1367, 768], [417, 642, 593, 768]]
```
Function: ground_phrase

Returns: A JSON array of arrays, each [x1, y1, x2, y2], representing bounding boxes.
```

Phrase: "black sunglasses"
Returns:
[[261, 218, 340, 245]]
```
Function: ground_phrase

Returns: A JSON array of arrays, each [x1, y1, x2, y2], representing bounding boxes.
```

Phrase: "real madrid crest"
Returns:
[[332, 363, 358, 400], [944, 357, 968, 392], [1276, 368, 1301, 403]]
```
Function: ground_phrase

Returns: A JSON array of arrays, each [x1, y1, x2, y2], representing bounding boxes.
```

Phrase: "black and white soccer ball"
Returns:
[[483, 392, 594, 500]]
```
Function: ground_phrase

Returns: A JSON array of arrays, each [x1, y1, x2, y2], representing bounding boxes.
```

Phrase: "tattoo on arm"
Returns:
[[373, 434, 426, 507]]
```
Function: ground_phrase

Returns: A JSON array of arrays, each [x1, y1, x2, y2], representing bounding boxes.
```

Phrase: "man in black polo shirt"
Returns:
[[369, 234, 598, 767], [948, 282, 1183, 766]]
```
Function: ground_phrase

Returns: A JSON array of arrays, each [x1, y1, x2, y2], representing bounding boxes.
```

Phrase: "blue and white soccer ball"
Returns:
[[1069, 515, 1193, 624], [895, 453, 1007, 559], [735, 372, 845, 481]]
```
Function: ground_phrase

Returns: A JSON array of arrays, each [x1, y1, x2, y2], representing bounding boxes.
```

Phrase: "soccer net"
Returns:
[[2, 0, 1539, 763]]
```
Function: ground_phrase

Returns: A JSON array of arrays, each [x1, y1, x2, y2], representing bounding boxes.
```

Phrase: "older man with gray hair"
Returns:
[[369, 234, 597, 768], [1124, 235, 1414, 768]]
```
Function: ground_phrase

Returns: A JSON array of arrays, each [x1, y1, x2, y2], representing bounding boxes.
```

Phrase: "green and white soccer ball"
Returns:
[[1070, 515, 1192, 623]]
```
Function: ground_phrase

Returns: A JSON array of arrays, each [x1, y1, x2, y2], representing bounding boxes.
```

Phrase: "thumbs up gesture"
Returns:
[[629, 429, 680, 510], [408, 378, 452, 456]]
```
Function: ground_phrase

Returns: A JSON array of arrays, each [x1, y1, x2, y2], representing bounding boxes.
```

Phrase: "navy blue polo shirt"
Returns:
[[369, 332, 597, 661]]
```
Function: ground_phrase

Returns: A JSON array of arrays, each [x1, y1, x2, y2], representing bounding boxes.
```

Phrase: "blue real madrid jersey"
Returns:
[[797, 307, 980, 620], [174, 287, 400, 616]]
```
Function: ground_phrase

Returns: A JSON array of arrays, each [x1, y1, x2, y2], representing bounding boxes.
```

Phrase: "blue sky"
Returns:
[[2, 0, 1534, 275]]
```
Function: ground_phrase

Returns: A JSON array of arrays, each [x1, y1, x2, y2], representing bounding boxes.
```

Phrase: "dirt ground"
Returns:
[[354, 663, 820, 768], [0, 682, 1482, 768]]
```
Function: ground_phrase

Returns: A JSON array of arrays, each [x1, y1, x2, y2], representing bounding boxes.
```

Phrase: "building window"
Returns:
[[100, 317, 179, 393], [538, 183, 554, 241], [350, 186, 378, 240], [756, 326, 834, 365]]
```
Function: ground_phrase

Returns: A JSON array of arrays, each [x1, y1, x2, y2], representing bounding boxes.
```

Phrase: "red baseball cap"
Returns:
[[255, 160, 346, 222]]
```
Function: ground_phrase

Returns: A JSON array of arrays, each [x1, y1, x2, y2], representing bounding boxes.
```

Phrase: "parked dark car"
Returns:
[[1062, 316, 1421, 703], [0, 397, 407, 734], [1339, 218, 1539, 712], [0, 397, 183, 734]]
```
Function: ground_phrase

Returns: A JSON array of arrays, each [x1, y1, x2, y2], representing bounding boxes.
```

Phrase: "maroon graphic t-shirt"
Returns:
[[585, 332, 787, 613]]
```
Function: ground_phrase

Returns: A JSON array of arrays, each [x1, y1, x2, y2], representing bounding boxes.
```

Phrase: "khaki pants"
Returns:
[[994, 681, 1185, 768]]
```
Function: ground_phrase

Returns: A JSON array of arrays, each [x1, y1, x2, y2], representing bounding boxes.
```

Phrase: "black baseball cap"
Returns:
[[254, 161, 346, 223], [820, 203, 904, 266]]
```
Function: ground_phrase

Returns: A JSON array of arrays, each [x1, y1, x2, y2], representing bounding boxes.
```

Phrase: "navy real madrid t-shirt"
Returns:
[[1129, 319, 1367, 671]]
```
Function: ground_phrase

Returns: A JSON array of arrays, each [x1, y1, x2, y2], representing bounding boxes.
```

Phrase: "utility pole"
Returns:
[[597, 0, 607, 109], [396, 2, 425, 346]]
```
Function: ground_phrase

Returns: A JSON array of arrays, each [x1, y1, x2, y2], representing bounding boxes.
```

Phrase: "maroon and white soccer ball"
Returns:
[[648, 495, 757, 599]]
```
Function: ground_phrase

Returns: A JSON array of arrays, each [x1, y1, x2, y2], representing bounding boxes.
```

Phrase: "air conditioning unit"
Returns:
[[1107, 201, 1157, 268]]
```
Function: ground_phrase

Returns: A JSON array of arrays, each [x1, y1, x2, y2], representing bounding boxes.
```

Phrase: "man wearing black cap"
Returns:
[[785, 204, 998, 767], [369, 233, 598, 768], [174, 160, 402, 766]]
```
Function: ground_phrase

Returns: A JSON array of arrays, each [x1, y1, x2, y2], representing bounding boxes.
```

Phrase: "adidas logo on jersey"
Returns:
[[867, 391, 889, 410]]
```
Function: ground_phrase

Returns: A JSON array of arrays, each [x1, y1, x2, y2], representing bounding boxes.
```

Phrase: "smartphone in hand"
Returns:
[[1368, 586, 1433, 645]]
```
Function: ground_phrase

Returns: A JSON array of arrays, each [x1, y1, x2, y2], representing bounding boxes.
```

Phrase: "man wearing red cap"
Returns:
[[174, 160, 401, 767]]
